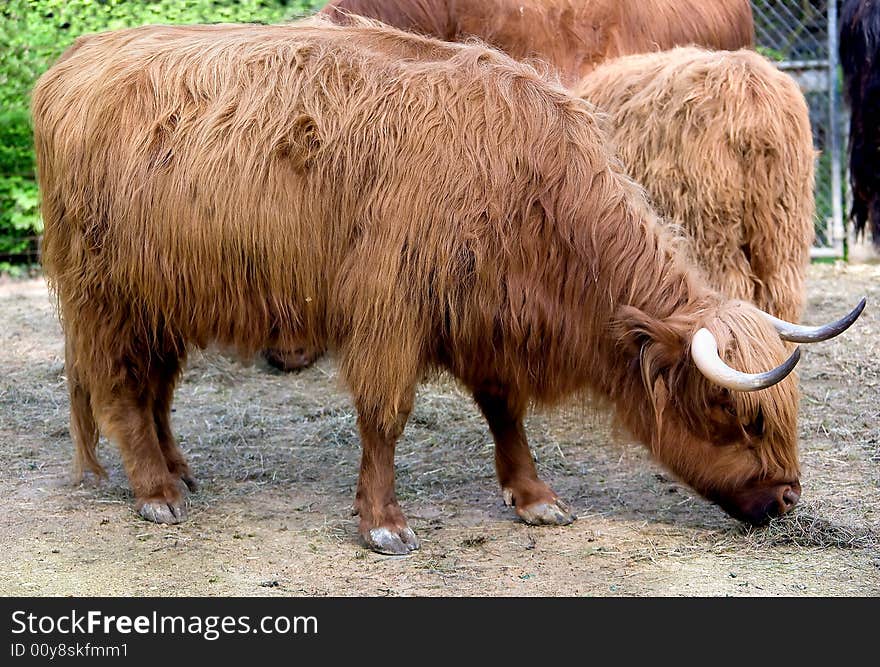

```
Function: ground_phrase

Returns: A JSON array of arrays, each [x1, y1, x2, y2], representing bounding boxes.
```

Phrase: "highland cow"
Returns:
[[32, 19, 862, 554], [575, 47, 816, 322], [840, 0, 880, 249], [320, 0, 755, 84]]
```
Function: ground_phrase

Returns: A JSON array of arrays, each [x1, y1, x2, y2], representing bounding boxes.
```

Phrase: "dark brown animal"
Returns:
[[32, 18, 861, 554], [575, 47, 815, 323], [841, 0, 880, 248], [320, 0, 755, 84]]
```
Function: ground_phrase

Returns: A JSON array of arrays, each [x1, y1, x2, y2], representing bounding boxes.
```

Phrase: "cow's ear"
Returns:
[[610, 305, 686, 375]]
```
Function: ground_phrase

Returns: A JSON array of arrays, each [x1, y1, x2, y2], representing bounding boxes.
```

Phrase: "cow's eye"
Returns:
[[745, 406, 765, 438]]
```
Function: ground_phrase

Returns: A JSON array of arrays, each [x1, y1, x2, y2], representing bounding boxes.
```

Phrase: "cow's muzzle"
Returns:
[[713, 479, 801, 526]]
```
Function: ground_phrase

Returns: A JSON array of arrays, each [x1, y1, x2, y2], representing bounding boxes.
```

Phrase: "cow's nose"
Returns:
[[715, 479, 802, 525], [778, 481, 801, 513]]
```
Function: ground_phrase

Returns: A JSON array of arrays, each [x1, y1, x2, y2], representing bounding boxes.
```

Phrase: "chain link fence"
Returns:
[[752, 0, 845, 257]]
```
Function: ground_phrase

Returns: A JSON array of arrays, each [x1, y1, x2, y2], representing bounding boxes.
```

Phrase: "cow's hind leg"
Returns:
[[151, 354, 196, 492], [473, 388, 576, 526], [65, 337, 104, 481], [353, 398, 419, 555], [91, 361, 187, 524]]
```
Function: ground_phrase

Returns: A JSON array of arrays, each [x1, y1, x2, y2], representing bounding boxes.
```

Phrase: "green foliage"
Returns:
[[0, 106, 39, 259], [0, 177, 40, 256], [0, 108, 34, 177], [0, 0, 324, 269], [755, 45, 786, 63]]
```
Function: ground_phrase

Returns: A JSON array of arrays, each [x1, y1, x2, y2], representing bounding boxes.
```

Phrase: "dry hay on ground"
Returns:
[[0, 262, 878, 596]]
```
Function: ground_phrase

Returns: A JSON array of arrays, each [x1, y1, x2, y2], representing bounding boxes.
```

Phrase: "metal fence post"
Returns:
[[828, 0, 846, 260]]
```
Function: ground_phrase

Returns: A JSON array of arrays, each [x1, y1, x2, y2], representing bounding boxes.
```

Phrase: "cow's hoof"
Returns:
[[138, 499, 187, 524], [362, 526, 420, 555], [181, 474, 198, 493], [516, 500, 576, 526]]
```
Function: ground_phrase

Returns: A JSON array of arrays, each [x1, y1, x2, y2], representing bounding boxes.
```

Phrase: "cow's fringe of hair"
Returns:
[[32, 17, 798, 495], [320, 0, 754, 84], [576, 47, 815, 322], [841, 0, 880, 247]]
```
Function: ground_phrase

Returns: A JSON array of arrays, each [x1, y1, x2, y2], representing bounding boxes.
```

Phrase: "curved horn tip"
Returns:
[[781, 345, 802, 373], [764, 296, 867, 344], [855, 295, 867, 316]]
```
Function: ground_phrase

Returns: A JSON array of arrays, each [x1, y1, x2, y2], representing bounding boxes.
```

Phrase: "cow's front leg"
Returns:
[[354, 406, 420, 555], [473, 388, 576, 526]]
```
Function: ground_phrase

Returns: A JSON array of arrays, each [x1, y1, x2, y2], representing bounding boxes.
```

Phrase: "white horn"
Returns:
[[691, 328, 801, 392]]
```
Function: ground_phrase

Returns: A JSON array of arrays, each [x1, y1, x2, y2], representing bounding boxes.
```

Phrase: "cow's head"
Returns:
[[614, 297, 865, 525], [262, 346, 324, 373]]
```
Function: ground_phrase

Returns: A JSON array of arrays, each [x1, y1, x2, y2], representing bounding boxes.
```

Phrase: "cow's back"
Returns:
[[322, 0, 754, 84]]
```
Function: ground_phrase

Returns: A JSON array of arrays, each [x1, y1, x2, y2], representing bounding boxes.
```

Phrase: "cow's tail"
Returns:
[[66, 338, 105, 481]]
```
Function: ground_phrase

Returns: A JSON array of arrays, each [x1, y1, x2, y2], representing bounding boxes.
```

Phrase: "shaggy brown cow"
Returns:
[[575, 47, 815, 323], [264, 46, 815, 371], [33, 19, 862, 554], [320, 0, 755, 84]]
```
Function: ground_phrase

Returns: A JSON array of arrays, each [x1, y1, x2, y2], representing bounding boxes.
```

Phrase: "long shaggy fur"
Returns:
[[320, 0, 754, 84], [841, 0, 880, 248], [575, 47, 815, 322], [32, 18, 799, 516]]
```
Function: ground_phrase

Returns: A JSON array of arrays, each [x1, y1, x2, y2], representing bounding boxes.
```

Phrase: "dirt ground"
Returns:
[[1, 258, 878, 597]]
